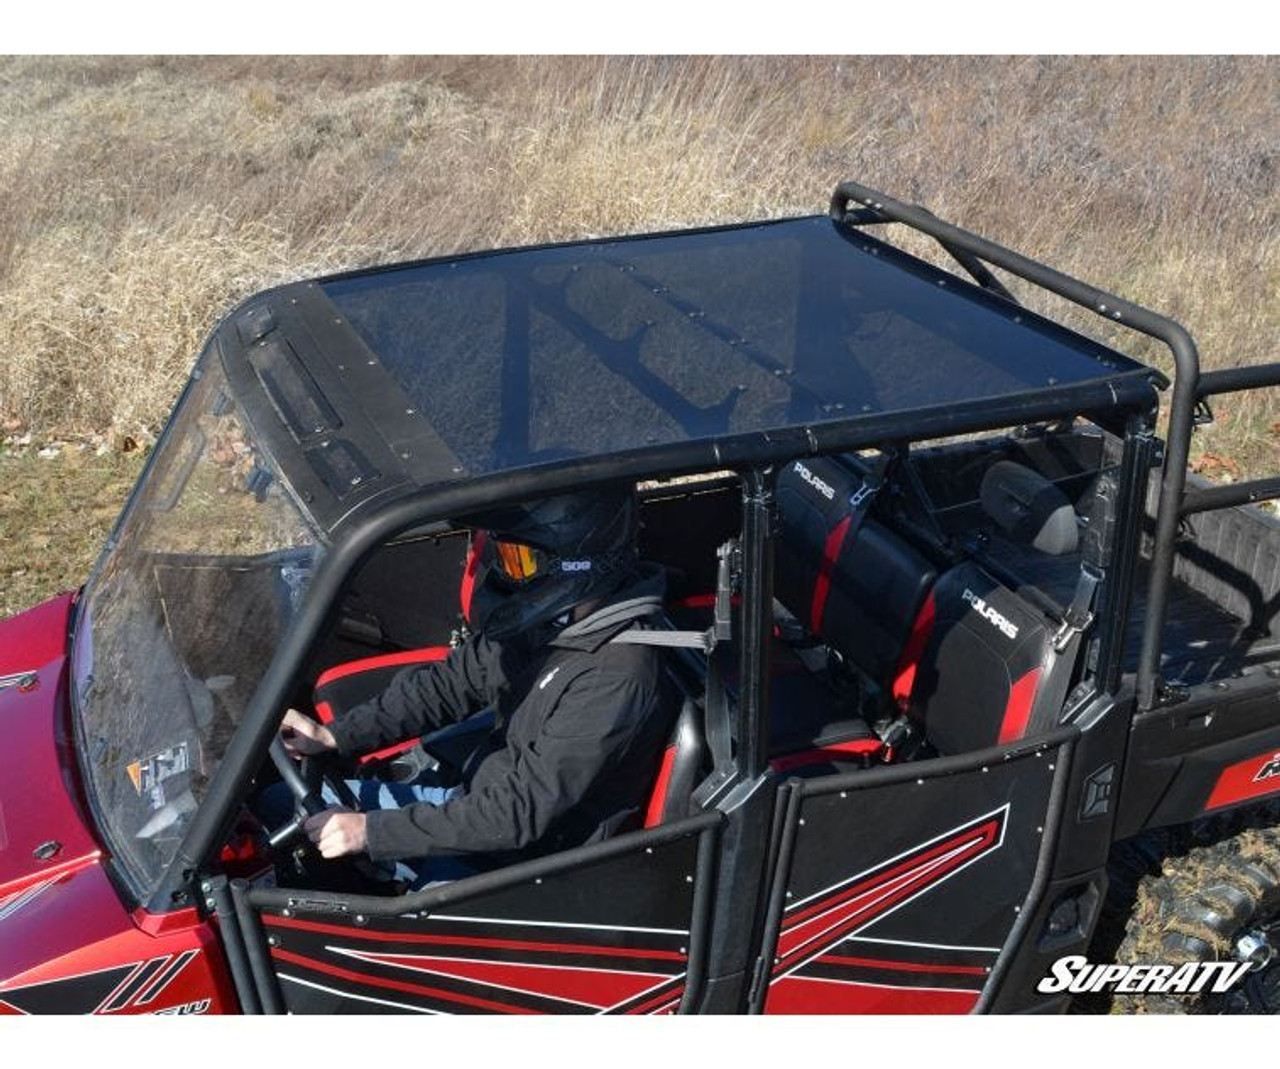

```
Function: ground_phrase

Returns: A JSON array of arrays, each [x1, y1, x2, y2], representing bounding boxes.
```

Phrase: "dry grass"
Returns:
[[0, 57, 1276, 612], [0, 445, 144, 619]]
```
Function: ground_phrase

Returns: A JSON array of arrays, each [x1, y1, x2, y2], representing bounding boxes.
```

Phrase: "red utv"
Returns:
[[1, 180, 1277, 1014]]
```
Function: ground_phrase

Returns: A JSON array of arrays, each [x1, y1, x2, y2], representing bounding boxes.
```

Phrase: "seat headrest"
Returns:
[[979, 461, 1079, 556]]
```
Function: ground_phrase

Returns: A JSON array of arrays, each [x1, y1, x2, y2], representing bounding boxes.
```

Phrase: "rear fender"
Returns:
[[1116, 674, 1280, 837]]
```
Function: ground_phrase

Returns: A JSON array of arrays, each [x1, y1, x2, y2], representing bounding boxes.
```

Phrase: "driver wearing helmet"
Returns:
[[277, 482, 681, 887]]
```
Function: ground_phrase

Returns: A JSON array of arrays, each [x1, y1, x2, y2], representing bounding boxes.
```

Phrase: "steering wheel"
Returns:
[[265, 736, 361, 848]]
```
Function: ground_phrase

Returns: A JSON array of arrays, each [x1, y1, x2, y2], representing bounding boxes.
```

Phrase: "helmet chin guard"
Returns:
[[462, 485, 639, 640]]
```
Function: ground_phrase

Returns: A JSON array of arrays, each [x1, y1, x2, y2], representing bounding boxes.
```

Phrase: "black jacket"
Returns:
[[328, 566, 680, 865]]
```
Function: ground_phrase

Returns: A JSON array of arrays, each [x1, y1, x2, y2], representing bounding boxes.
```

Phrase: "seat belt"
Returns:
[[1029, 564, 1101, 732], [612, 540, 739, 809], [808, 458, 890, 634]]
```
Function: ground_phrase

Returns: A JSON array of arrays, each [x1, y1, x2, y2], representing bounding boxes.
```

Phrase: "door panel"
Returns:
[[757, 736, 1070, 1013], [250, 815, 719, 1015]]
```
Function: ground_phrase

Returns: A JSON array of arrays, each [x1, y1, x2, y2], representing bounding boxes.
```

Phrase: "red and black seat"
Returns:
[[774, 454, 1085, 757]]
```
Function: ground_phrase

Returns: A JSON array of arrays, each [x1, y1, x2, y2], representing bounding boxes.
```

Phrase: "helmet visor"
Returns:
[[490, 538, 550, 584]]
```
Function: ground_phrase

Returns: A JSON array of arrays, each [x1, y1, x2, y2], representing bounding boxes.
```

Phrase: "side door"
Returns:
[[233, 813, 720, 1015], [750, 730, 1075, 1014]]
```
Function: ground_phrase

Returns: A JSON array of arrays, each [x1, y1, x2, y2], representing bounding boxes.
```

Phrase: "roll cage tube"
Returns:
[[158, 187, 1179, 911], [830, 180, 1202, 712]]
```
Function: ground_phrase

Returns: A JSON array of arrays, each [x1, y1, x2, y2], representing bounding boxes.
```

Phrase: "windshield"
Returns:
[[72, 354, 323, 898]]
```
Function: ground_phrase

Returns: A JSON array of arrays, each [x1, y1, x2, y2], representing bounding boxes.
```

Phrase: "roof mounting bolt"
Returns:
[[685, 875, 694, 883], [406, 408, 416, 416], [354, 915, 368, 926], [281, 908, 292, 918], [1048, 764, 1056, 771], [350, 477, 361, 486], [337, 364, 346, 371], [798, 818, 805, 826], [1112, 311, 1123, 320], [1013, 905, 1021, 914], [1098, 304, 1108, 313], [367, 359, 376, 366], [267, 935, 279, 947], [1036, 826, 1044, 834], [981, 766, 989, 773], [200, 882, 212, 894], [535, 878, 543, 885], [400, 452, 411, 460]]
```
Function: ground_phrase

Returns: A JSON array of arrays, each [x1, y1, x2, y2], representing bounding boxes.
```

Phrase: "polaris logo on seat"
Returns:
[[793, 461, 835, 501], [961, 588, 1020, 640]]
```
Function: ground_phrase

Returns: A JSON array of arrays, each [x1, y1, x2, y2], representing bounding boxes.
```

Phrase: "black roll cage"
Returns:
[[150, 180, 1279, 916], [829, 180, 1280, 712]]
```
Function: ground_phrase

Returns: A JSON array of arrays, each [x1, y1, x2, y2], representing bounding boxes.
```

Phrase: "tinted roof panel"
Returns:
[[321, 216, 1145, 479]]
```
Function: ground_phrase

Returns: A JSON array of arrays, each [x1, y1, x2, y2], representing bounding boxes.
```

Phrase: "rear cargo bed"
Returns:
[[991, 483, 1280, 688]]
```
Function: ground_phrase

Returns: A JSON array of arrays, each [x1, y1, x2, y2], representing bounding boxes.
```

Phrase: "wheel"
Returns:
[[1109, 813, 1280, 1014]]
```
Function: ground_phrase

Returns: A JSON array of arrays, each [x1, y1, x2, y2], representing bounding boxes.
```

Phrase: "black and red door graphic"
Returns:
[[759, 741, 1064, 1013]]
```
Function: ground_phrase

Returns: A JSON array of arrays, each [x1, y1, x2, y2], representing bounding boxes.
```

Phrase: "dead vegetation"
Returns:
[[0, 56, 1276, 613]]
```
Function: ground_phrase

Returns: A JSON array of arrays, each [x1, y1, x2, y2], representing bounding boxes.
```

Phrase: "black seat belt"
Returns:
[[1029, 564, 1101, 731], [611, 539, 739, 809]]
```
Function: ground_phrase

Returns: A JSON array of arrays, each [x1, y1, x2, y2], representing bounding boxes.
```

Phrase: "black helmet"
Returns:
[[464, 484, 639, 640]]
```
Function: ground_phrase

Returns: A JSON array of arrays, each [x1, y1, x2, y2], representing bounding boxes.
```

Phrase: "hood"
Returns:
[[0, 593, 74, 677], [0, 595, 103, 899]]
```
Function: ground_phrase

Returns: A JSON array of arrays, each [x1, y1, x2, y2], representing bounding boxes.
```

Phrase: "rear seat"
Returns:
[[775, 455, 1087, 757], [775, 455, 937, 709]]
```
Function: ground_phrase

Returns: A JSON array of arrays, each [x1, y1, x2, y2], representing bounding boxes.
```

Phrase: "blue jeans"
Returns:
[[255, 776, 475, 889]]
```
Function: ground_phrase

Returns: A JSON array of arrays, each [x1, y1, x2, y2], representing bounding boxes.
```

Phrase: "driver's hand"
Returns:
[[280, 708, 336, 757], [304, 808, 368, 858]]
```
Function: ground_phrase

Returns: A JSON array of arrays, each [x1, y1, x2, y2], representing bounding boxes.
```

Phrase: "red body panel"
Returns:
[[0, 595, 235, 1015], [0, 599, 100, 897], [1205, 749, 1280, 811], [765, 975, 979, 1014], [0, 863, 235, 1014], [0, 592, 75, 675]]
